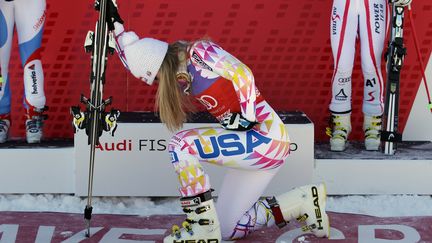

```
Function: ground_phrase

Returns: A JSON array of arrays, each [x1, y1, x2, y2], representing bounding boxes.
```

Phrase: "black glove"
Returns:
[[95, 0, 124, 31], [391, 0, 412, 7], [220, 113, 258, 131]]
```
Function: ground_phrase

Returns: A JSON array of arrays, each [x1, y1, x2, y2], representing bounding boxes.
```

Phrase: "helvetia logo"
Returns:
[[28, 64, 38, 95]]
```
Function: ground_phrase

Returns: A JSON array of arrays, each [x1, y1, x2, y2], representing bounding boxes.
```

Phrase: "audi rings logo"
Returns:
[[338, 77, 351, 85], [198, 95, 218, 110]]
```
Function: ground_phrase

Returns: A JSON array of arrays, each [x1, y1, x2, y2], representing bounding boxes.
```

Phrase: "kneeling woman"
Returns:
[[113, 20, 329, 242]]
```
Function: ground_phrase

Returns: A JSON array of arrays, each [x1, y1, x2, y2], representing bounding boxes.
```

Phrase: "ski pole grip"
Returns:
[[84, 206, 93, 220]]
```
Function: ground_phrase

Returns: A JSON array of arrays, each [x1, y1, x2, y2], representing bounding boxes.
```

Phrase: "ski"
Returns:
[[70, 0, 120, 237], [382, 1, 407, 155]]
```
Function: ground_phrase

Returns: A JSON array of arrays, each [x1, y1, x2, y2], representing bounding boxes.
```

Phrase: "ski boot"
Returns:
[[267, 184, 330, 238], [25, 107, 48, 144], [326, 114, 351, 151], [364, 115, 382, 151], [0, 114, 10, 143], [164, 190, 221, 243]]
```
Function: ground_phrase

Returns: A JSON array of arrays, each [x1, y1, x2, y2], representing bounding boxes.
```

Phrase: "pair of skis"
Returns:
[[382, 1, 432, 155], [382, 2, 406, 155], [71, 0, 120, 237]]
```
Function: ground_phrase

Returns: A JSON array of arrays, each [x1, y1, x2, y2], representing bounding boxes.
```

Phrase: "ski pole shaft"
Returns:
[[407, 5, 432, 111], [84, 111, 98, 237], [84, 0, 109, 237]]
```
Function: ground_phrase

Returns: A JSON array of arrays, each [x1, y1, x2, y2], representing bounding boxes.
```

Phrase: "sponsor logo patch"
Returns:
[[192, 52, 213, 71], [28, 64, 38, 95], [335, 89, 348, 101], [312, 186, 324, 230], [332, 7, 340, 35], [194, 130, 271, 159]]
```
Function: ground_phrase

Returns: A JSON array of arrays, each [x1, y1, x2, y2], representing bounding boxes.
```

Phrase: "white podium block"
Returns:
[[0, 141, 74, 194], [313, 141, 432, 195], [74, 112, 314, 196]]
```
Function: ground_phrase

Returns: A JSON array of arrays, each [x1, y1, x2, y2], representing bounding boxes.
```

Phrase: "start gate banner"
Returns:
[[0, 211, 430, 242]]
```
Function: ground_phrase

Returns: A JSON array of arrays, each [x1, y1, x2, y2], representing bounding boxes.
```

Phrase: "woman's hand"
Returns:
[[105, 0, 124, 31], [391, 0, 412, 7], [220, 113, 258, 131]]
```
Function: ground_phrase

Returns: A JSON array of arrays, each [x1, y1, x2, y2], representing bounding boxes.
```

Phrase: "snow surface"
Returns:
[[0, 194, 431, 217]]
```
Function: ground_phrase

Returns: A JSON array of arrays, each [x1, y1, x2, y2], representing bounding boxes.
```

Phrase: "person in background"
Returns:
[[106, 1, 330, 242], [327, 0, 412, 151], [0, 0, 47, 143]]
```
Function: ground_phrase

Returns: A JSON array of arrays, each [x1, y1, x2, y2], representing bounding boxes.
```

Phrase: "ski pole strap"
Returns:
[[381, 131, 402, 142], [266, 196, 287, 228]]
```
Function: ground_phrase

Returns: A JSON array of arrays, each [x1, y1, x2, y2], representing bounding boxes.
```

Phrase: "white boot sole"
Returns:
[[330, 139, 347, 151], [365, 139, 380, 151], [26, 134, 42, 143]]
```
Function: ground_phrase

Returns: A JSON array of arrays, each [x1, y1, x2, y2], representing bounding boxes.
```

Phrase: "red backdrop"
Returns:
[[6, 0, 432, 141]]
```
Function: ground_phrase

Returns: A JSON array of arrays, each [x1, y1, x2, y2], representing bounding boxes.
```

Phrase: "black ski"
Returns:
[[70, 0, 120, 237], [382, 2, 407, 155]]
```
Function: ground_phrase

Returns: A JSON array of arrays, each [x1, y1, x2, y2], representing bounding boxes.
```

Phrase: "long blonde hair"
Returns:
[[155, 41, 193, 131]]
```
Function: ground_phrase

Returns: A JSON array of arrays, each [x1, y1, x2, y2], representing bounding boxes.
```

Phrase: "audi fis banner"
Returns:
[[75, 118, 314, 197]]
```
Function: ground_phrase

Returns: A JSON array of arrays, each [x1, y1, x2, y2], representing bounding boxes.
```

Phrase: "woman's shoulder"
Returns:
[[189, 39, 223, 53]]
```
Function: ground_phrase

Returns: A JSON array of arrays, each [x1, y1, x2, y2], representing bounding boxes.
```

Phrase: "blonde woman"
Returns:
[[109, 3, 329, 242]]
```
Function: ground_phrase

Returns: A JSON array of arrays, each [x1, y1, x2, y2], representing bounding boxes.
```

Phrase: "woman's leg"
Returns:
[[328, 0, 359, 151], [15, 0, 46, 110], [359, 0, 388, 150], [359, 0, 387, 116], [329, 0, 358, 114], [217, 168, 279, 239], [167, 105, 290, 240], [0, 1, 14, 116], [0, 1, 15, 142], [14, 0, 46, 143]]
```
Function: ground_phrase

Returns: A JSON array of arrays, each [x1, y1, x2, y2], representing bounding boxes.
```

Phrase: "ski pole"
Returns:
[[71, 0, 119, 237], [86, 0, 108, 237], [407, 4, 432, 112]]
